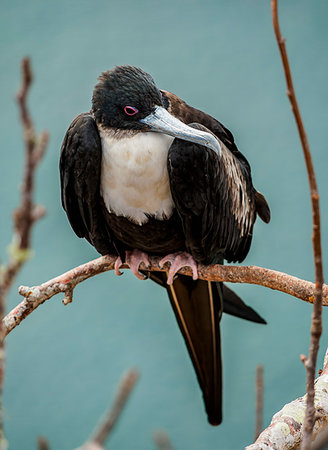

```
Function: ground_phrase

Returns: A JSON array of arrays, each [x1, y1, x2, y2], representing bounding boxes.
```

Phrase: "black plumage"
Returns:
[[60, 65, 270, 425]]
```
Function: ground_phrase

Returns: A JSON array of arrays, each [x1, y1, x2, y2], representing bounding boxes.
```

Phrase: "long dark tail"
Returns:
[[167, 276, 223, 425], [148, 271, 223, 425], [146, 272, 266, 425]]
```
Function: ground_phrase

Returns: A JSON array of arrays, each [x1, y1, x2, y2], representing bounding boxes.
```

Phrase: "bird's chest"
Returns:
[[100, 131, 175, 225]]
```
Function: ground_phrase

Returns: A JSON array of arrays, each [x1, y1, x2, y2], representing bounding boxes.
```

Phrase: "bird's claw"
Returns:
[[126, 249, 150, 280], [114, 256, 123, 276], [114, 250, 150, 280], [159, 251, 198, 285]]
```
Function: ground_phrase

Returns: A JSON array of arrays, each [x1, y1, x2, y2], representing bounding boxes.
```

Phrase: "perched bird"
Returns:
[[60, 65, 270, 425]]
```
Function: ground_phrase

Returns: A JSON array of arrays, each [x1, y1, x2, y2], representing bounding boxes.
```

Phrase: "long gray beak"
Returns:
[[140, 106, 221, 157]]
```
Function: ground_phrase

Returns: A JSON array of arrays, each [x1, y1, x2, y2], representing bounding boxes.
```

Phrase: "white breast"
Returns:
[[99, 130, 175, 225]]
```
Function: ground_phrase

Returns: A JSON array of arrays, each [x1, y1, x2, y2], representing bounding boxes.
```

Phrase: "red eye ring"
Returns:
[[124, 106, 139, 116]]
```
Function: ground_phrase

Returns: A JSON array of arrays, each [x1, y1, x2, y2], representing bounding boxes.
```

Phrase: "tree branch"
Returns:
[[2, 255, 328, 338], [76, 369, 139, 450], [152, 431, 175, 450], [271, 2, 324, 448], [254, 365, 264, 442], [0, 57, 48, 449], [37, 436, 50, 450]]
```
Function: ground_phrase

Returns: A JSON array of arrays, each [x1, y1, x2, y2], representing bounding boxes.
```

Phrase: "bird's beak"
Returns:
[[140, 106, 221, 157]]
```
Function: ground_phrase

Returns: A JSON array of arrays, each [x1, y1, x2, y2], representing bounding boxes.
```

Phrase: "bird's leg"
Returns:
[[159, 251, 198, 285]]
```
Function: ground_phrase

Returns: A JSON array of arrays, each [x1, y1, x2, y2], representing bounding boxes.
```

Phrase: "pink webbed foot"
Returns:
[[159, 251, 198, 285]]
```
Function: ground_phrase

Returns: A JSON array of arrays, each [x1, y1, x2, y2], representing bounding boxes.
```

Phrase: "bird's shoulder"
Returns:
[[162, 90, 271, 225], [161, 90, 237, 154]]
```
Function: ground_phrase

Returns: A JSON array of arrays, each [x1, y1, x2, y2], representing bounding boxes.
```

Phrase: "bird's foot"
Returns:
[[159, 251, 198, 285], [115, 249, 150, 280], [126, 249, 150, 280]]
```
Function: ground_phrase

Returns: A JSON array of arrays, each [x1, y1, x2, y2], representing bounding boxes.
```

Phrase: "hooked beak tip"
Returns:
[[140, 106, 222, 157]]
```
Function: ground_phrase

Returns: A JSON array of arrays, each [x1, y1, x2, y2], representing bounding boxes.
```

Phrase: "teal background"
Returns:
[[1, 0, 328, 448]]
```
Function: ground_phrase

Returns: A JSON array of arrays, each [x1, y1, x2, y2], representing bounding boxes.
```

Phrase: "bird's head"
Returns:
[[92, 65, 221, 155]]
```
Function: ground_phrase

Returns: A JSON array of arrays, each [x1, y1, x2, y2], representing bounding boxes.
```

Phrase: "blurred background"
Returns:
[[1, 0, 327, 448]]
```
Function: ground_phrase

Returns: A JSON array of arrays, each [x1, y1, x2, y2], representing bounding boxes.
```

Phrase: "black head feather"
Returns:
[[92, 65, 163, 130]]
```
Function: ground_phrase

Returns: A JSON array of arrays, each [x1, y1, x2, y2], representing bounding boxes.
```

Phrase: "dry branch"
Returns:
[[153, 431, 175, 450], [37, 436, 50, 450], [2, 255, 328, 338], [0, 57, 47, 449], [0, 57, 47, 308], [76, 369, 139, 450], [271, 1, 324, 448], [254, 365, 264, 441]]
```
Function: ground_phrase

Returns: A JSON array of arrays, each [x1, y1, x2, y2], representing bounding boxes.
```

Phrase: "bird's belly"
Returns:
[[100, 131, 175, 225]]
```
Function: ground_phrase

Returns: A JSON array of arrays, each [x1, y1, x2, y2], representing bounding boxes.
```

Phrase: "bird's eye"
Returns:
[[124, 106, 139, 116]]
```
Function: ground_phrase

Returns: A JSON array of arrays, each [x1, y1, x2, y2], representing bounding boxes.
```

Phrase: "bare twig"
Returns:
[[3, 255, 328, 338], [254, 365, 264, 441], [0, 57, 48, 449], [246, 353, 328, 449], [37, 436, 50, 450], [271, 2, 324, 448], [152, 431, 175, 450], [14, 58, 48, 251], [77, 369, 139, 450]]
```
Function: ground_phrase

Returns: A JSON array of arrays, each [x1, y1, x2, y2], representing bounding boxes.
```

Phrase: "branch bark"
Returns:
[[271, 2, 324, 448], [3, 255, 328, 338]]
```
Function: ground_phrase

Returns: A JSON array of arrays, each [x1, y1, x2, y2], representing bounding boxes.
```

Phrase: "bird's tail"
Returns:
[[167, 275, 223, 425], [146, 272, 266, 425], [166, 275, 223, 425]]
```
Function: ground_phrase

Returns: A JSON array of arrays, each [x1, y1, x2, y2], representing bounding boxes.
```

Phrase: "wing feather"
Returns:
[[168, 123, 256, 264], [60, 113, 114, 255], [162, 90, 271, 225]]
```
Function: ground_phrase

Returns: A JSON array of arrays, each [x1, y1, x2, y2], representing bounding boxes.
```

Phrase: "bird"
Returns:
[[60, 65, 270, 426]]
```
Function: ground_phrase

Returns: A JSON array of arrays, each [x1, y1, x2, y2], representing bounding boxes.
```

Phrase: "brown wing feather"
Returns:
[[162, 90, 271, 225], [168, 123, 256, 263]]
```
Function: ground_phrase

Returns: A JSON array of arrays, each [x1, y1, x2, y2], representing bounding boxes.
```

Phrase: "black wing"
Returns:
[[60, 113, 114, 255], [168, 123, 257, 264], [162, 90, 270, 224]]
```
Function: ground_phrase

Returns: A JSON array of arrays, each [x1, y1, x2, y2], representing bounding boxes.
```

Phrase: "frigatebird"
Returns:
[[60, 65, 270, 425]]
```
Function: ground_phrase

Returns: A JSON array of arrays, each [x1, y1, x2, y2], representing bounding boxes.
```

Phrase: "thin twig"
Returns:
[[254, 365, 264, 441], [0, 57, 47, 449], [78, 369, 139, 449], [37, 436, 50, 450], [152, 431, 175, 450], [271, 2, 324, 448], [14, 58, 48, 251], [3, 255, 328, 338]]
